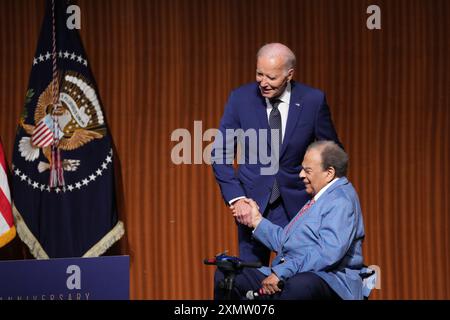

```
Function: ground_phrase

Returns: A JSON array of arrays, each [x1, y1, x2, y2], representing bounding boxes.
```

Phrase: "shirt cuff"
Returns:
[[228, 196, 246, 206]]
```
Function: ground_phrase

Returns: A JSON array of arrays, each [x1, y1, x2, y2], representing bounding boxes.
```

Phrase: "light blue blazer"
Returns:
[[254, 177, 366, 300]]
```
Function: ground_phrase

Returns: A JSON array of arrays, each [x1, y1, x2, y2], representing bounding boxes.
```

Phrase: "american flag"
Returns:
[[31, 114, 55, 148], [0, 138, 15, 248]]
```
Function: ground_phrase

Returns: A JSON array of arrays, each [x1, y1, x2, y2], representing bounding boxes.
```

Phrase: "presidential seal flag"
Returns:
[[12, 0, 124, 258], [0, 138, 16, 248]]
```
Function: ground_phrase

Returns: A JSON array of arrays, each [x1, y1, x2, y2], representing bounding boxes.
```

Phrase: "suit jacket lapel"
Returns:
[[254, 89, 271, 154], [255, 82, 306, 154], [280, 81, 304, 158], [256, 99, 270, 131], [282, 202, 316, 244], [254, 84, 270, 129]]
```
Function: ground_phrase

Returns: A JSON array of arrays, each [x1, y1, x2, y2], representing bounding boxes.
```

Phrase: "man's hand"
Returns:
[[229, 198, 252, 225], [261, 273, 282, 295], [230, 198, 262, 228]]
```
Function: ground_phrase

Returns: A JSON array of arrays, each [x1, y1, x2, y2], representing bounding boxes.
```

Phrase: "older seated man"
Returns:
[[214, 141, 367, 300]]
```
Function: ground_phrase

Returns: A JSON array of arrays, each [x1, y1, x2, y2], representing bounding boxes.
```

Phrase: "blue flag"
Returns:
[[12, 0, 124, 258]]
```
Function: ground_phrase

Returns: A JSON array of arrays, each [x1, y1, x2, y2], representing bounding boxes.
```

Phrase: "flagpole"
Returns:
[[49, 0, 64, 188]]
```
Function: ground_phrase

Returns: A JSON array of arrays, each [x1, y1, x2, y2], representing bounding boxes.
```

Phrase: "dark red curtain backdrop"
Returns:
[[0, 0, 449, 299]]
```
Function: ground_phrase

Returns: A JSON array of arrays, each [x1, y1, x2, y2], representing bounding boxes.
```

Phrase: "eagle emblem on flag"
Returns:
[[18, 72, 105, 174]]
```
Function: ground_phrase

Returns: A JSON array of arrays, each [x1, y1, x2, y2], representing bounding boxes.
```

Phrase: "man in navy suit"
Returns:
[[214, 141, 367, 300], [211, 43, 342, 265]]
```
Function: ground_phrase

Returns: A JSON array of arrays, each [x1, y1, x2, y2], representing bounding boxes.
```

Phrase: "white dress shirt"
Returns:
[[265, 82, 291, 143]]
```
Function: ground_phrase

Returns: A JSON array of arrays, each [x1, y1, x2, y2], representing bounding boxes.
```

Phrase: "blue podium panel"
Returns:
[[0, 255, 129, 300]]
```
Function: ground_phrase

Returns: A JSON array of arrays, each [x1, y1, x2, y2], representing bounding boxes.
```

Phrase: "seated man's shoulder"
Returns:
[[324, 185, 355, 208], [326, 190, 351, 205]]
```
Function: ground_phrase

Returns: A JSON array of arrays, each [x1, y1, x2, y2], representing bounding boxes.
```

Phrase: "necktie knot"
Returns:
[[269, 98, 282, 109]]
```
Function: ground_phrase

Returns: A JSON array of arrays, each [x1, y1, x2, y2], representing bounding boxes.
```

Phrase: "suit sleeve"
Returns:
[[253, 218, 284, 252], [271, 198, 357, 280], [314, 94, 344, 149], [211, 91, 246, 204]]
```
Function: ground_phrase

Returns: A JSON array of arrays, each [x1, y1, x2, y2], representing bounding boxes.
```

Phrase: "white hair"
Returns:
[[257, 43, 296, 71]]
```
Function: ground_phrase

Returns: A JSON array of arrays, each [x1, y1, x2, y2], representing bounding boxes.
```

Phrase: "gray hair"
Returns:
[[257, 43, 296, 71], [307, 141, 348, 177]]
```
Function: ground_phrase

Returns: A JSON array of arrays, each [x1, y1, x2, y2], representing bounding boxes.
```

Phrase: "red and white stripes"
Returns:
[[32, 115, 55, 148], [0, 139, 15, 248]]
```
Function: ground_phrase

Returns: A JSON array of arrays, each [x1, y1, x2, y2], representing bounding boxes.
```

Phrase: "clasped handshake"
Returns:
[[230, 198, 263, 229]]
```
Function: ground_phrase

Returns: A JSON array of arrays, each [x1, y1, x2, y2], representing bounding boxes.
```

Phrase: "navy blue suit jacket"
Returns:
[[212, 81, 341, 218]]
